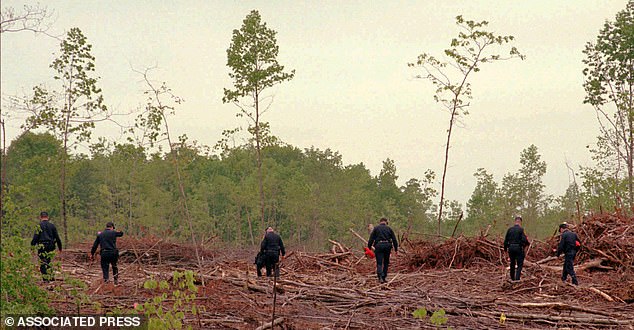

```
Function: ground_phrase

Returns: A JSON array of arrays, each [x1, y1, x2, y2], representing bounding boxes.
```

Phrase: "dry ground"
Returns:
[[44, 232, 633, 330]]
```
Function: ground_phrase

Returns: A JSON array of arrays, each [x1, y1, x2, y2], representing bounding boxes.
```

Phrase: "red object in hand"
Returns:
[[364, 247, 375, 259], [575, 240, 581, 247]]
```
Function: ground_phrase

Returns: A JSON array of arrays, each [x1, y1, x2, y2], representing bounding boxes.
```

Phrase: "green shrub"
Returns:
[[138, 270, 199, 330], [0, 236, 53, 316]]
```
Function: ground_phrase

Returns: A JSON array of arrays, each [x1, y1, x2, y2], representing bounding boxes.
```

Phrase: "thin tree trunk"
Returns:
[[0, 117, 5, 224], [436, 109, 457, 236], [617, 60, 634, 210], [255, 90, 265, 229], [236, 208, 242, 243], [627, 107, 634, 209], [165, 125, 201, 268], [143, 71, 202, 268], [61, 113, 70, 247], [246, 208, 254, 245], [432, 46, 482, 236]]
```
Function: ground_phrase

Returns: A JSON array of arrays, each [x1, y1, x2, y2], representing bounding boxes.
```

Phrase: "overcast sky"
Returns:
[[1, 1, 628, 205]]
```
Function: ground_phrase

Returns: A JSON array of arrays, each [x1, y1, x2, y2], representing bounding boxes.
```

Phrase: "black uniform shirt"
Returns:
[[557, 230, 579, 256], [260, 232, 285, 256], [31, 220, 62, 250], [368, 224, 398, 252], [503, 225, 529, 251], [91, 229, 123, 255]]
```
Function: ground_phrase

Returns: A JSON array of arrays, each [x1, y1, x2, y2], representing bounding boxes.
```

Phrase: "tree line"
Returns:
[[0, 130, 610, 247]]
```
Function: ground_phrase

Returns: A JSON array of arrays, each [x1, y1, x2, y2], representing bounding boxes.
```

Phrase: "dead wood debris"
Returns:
[[48, 212, 633, 329]]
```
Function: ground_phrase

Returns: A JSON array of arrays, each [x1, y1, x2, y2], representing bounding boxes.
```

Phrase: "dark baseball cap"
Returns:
[[40, 211, 49, 217], [106, 222, 115, 228], [559, 223, 568, 230]]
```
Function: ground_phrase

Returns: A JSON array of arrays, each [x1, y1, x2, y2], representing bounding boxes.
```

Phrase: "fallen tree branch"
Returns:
[[255, 317, 284, 330]]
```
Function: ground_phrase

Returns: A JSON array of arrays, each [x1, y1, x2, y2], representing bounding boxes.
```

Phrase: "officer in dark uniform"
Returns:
[[368, 218, 398, 283], [31, 211, 62, 281], [90, 222, 124, 284], [556, 223, 580, 285], [503, 216, 530, 281], [260, 226, 285, 277]]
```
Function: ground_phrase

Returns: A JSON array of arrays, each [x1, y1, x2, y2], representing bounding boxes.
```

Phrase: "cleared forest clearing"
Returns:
[[49, 212, 633, 329]]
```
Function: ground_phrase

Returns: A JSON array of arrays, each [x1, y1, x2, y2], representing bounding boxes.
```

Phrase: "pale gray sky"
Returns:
[[1, 1, 628, 205]]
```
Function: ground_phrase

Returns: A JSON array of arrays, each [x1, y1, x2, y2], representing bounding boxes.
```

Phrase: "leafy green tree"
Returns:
[[557, 182, 581, 220], [408, 16, 524, 235], [25, 27, 107, 245], [465, 168, 499, 234], [582, 2, 634, 208], [497, 172, 522, 234], [3, 132, 61, 236], [400, 173, 437, 232], [579, 166, 622, 212], [518, 144, 547, 222], [223, 10, 295, 229], [377, 158, 401, 214]]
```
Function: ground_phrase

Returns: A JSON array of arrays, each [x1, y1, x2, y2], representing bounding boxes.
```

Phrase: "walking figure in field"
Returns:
[[260, 226, 285, 277], [90, 222, 123, 284], [503, 216, 530, 281], [368, 218, 398, 283], [556, 223, 580, 285], [31, 211, 62, 282]]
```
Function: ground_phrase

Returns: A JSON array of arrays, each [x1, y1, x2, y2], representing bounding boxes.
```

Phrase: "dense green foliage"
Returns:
[[3, 131, 444, 247], [0, 236, 53, 316], [1, 131, 600, 248]]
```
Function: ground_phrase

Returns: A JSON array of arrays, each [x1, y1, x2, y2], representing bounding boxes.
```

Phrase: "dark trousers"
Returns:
[[264, 252, 279, 277], [508, 245, 525, 281], [255, 252, 265, 277], [374, 243, 392, 280], [37, 245, 55, 280], [100, 250, 119, 282], [562, 252, 578, 285]]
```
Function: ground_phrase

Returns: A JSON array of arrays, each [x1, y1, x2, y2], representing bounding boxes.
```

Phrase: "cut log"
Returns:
[[255, 317, 284, 330], [586, 287, 614, 302]]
